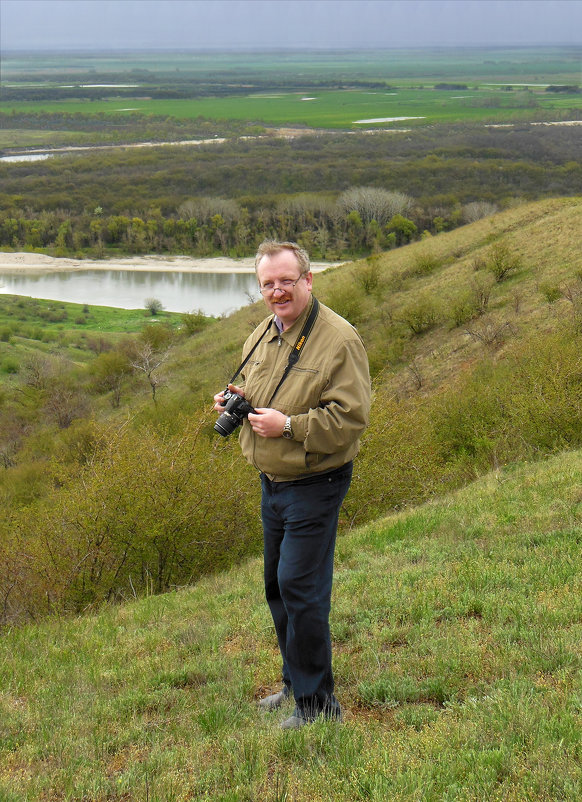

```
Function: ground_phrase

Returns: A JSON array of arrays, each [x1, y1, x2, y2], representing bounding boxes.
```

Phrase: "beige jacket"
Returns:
[[239, 297, 371, 480]]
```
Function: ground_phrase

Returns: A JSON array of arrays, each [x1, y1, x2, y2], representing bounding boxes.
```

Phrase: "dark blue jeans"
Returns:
[[260, 461, 353, 719]]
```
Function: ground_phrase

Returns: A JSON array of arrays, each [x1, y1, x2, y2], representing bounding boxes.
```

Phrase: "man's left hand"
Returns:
[[248, 408, 287, 438]]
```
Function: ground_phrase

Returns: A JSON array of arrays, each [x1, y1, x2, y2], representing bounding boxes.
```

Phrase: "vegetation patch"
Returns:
[[0, 449, 581, 799]]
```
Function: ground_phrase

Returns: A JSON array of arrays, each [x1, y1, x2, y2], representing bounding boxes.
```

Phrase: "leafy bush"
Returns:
[[449, 290, 479, 327], [432, 328, 582, 467], [325, 281, 364, 326], [144, 297, 164, 316], [355, 257, 381, 295], [181, 309, 212, 335], [539, 282, 562, 303], [487, 242, 521, 283], [400, 294, 441, 334], [405, 250, 443, 278], [1, 415, 261, 621], [1, 357, 19, 374]]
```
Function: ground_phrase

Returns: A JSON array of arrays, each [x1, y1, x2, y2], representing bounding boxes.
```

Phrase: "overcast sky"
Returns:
[[1, 0, 581, 51]]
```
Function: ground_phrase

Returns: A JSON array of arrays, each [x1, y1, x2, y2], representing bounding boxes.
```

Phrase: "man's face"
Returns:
[[256, 249, 313, 330]]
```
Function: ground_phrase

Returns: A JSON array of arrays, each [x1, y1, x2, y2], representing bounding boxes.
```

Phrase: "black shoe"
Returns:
[[258, 686, 290, 712]]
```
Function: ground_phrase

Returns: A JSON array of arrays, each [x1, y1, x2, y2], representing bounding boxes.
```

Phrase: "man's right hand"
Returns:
[[213, 383, 245, 413]]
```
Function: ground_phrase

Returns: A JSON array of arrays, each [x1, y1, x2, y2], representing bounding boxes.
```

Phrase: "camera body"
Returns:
[[214, 390, 256, 437]]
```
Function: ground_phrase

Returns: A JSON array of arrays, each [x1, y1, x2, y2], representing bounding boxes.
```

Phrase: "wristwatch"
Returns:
[[282, 416, 294, 439]]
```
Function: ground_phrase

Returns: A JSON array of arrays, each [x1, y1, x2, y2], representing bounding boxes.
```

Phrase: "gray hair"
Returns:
[[254, 240, 310, 275]]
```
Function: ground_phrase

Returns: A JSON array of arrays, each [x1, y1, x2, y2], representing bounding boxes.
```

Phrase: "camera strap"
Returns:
[[226, 316, 274, 387], [227, 297, 320, 405], [267, 296, 319, 406]]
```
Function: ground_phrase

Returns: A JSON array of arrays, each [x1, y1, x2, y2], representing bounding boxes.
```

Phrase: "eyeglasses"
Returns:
[[258, 276, 304, 296]]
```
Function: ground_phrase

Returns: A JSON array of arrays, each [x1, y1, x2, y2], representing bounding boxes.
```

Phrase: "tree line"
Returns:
[[0, 188, 443, 260], [1, 122, 580, 259]]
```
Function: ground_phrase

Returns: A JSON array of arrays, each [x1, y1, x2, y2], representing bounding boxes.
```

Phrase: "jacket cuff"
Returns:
[[290, 414, 308, 442]]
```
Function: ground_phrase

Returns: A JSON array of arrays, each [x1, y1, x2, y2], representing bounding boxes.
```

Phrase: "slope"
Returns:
[[1, 448, 580, 800]]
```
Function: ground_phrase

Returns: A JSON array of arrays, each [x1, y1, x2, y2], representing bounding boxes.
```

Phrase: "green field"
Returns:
[[3, 86, 582, 130], [2, 46, 580, 131]]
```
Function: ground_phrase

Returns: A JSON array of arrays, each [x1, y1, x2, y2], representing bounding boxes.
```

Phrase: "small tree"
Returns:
[[127, 325, 174, 403], [356, 256, 381, 295], [90, 350, 132, 408], [386, 214, 418, 246], [144, 297, 164, 316], [130, 342, 169, 403]]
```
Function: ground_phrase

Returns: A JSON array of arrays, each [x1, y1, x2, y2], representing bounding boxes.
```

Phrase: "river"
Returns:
[[0, 268, 261, 316]]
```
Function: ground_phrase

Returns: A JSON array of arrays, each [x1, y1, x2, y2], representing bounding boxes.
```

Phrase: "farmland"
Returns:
[[1, 46, 581, 134], [3, 85, 582, 130]]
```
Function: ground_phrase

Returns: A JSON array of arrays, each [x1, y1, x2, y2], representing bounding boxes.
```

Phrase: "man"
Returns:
[[214, 241, 370, 729]]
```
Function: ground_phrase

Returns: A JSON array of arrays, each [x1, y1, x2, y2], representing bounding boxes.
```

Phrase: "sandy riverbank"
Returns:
[[0, 253, 342, 274]]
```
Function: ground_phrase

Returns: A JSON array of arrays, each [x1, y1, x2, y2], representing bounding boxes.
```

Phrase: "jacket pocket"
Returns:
[[276, 366, 323, 411]]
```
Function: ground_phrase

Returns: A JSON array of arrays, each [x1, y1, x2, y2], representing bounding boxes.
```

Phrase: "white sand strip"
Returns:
[[0, 253, 341, 274]]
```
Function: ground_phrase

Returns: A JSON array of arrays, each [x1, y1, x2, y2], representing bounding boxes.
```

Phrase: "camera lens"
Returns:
[[214, 411, 238, 437]]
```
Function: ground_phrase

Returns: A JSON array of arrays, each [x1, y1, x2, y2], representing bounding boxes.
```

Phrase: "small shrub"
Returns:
[[325, 282, 364, 326], [487, 243, 521, 283], [470, 275, 494, 315], [1, 357, 19, 374], [181, 309, 211, 335], [400, 295, 440, 335], [464, 317, 515, 349], [406, 250, 443, 278], [539, 282, 562, 303], [0, 327, 11, 343], [450, 291, 478, 327], [355, 257, 381, 295]]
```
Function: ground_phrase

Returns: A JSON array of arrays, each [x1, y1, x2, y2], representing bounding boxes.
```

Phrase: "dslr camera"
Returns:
[[214, 389, 256, 437]]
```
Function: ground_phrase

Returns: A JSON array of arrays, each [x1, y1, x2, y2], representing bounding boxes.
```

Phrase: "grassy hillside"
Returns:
[[1, 448, 580, 800], [2, 197, 582, 622], [166, 196, 582, 405]]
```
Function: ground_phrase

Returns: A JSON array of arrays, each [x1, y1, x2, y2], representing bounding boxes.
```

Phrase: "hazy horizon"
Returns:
[[3, 42, 580, 54], [2, 0, 581, 53]]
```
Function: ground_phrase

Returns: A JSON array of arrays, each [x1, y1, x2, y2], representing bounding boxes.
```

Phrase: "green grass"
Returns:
[[0, 294, 181, 334], [3, 86, 582, 130], [1, 449, 581, 800], [0, 294, 184, 384], [0, 128, 98, 149]]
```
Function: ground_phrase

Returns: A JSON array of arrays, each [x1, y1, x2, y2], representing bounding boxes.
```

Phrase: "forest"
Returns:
[[1, 119, 581, 260]]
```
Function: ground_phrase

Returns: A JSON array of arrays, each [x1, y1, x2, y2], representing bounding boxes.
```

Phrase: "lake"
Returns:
[[0, 269, 261, 316]]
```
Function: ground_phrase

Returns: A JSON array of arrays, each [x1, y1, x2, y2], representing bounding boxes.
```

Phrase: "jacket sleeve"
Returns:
[[290, 337, 371, 454]]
